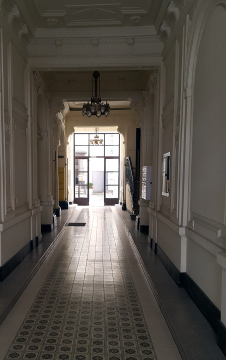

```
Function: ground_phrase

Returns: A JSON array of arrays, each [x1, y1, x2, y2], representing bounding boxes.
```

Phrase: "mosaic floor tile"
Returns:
[[4, 208, 158, 360]]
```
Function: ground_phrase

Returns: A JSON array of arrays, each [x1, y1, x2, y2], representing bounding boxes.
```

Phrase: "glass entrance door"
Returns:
[[105, 158, 119, 205], [74, 132, 120, 206]]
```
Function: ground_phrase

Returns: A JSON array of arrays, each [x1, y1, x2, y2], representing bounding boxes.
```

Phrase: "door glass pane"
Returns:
[[75, 172, 88, 185], [105, 186, 118, 198], [75, 145, 88, 157], [106, 159, 118, 171], [75, 185, 88, 198], [105, 134, 119, 145], [75, 134, 89, 145], [105, 146, 119, 157], [75, 159, 88, 171], [106, 172, 118, 185], [90, 145, 104, 157]]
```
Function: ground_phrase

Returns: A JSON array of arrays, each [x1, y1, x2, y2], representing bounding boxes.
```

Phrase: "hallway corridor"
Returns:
[[0, 206, 225, 360]]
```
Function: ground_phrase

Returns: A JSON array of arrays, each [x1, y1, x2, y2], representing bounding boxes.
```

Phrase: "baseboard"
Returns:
[[156, 244, 222, 338], [36, 233, 43, 246], [122, 202, 127, 211], [181, 273, 221, 333], [41, 223, 53, 232], [59, 200, 69, 209], [218, 321, 226, 357], [157, 244, 182, 286], [0, 241, 31, 282], [55, 207, 61, 217], [140, 225, 149, 233], [30, 237, 36, 250]]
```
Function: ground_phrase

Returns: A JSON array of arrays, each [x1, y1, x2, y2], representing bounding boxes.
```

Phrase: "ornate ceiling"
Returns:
[[15, 0, 164, 36]]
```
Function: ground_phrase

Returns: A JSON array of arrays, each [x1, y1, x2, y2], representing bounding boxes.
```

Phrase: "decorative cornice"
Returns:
[[167, 2, 180, 22], [91, 38, 99, 46], [126, 37, 134, 46], [160, 21, 171, 39], [30, 35, 161, 46]]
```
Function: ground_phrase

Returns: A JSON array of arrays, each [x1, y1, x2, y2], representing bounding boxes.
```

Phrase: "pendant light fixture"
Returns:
[[82, 71, 110, 118], [90, 128, 103, 145]]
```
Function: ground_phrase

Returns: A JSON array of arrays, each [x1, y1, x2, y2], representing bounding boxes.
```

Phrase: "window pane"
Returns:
[[105, 134, 119, 145], [106, 159, 118, 171], [105, 146, 119, 157], [106, 172, 118, 185], [75, 134, 89, 145], [105, 186, 118, 198], [90, 145, 104, 157], [75, 185, 88, 198], [90, 133, 104, 146], [75, 145, 88, 156]]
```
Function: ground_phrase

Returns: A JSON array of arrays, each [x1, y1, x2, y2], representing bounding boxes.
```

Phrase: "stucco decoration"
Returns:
[[18, 24, 29, 40], [4, 109, 10, 144], [33, 71, 44, 95], [8, 5, 20, 25], [160, 21, 171, 39], [167, 2, 180, 22], [150, 70, 159, 94]]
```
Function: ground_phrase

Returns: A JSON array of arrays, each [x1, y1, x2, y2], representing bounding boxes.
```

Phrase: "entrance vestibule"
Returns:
[[74, 132, 120, 206]]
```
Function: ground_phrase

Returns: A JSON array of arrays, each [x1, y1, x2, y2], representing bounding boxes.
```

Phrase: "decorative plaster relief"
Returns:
[[160, 21, 171, 39], [33, 71, 43, 94], [91, 38, 99, 46], [4, 109, 10, 144], [8, 5, 20, 26], [18, 24, 28, 40], [167, 2, 180, 22], [55, 38, 63, 47], [150, 70, 159, 93], [0, 0, 4, 10], [47, 18, 59, 26]]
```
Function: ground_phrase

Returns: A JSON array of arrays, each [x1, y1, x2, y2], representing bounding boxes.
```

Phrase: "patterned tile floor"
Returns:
[[1, 207, 181, 360]]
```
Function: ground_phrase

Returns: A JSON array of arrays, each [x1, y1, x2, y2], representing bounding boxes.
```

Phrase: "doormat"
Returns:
[[67, 223, 86, 226]]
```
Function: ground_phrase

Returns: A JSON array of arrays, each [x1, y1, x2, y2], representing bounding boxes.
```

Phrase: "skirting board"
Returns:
[[0, 240, 34, 281], [218, 321, 226, 357], [156, 243, 225, 355], [59, 200, 69, 209]]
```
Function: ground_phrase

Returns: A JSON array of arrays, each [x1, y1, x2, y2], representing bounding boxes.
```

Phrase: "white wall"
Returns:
[[148, 0, 226, 324]]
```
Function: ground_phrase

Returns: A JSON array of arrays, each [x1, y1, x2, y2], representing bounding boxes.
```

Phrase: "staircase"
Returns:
[[125, 157, 140, 219]]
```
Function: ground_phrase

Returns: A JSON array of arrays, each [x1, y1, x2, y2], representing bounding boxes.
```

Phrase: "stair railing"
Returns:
[[126, 157, 134, 196]]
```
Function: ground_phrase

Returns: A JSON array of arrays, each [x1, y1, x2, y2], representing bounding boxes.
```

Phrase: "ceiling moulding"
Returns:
[[29, 35, 162, 46], [34, 25, 156, 39], [28, 55, 162, 71]]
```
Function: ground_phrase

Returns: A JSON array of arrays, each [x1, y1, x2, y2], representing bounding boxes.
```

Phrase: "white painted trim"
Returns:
[[0, 208, 36, 231], [34, 25, 157, 39], [186, 227, 224, 257]]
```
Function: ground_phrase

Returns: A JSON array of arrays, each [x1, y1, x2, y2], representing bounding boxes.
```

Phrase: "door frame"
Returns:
[[104, 156, 120, 206], [74, 132, 120, 206]]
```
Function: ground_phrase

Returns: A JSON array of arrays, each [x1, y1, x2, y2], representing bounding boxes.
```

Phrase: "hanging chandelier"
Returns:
[[90, 128, 103, 145], [82, 71, 110, 118]]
